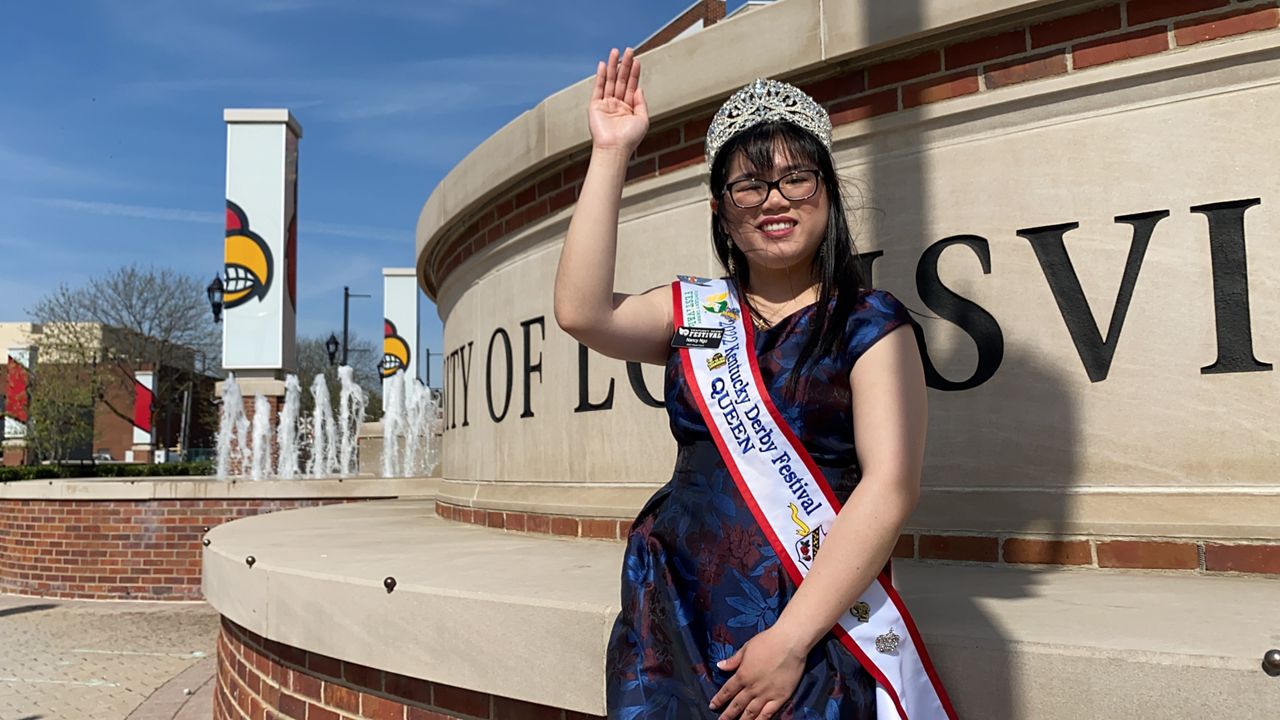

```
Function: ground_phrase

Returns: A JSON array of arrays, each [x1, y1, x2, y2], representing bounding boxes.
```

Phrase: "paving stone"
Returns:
[[0, 594, 218, 720]]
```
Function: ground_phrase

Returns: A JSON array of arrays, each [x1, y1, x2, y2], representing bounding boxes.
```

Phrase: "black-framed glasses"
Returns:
[[723, 169, 822, 209]]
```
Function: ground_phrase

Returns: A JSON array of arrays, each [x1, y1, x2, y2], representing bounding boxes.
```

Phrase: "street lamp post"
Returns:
[[206, 276, 225, 324], [421, 348, 444, 387], [325, 334, 340, 366], [342, 286, 371, 366]]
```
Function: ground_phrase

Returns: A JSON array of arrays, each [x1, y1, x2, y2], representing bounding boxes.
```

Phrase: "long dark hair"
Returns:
[[710, 121, 867, 398]]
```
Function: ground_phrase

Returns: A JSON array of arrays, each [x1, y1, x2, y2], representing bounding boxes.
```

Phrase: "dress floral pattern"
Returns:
[[606, 285, 914, 719]]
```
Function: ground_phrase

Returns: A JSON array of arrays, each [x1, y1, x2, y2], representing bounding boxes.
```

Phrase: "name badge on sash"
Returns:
[[671, 276, 956, 720], [670, 326, 724, 349]]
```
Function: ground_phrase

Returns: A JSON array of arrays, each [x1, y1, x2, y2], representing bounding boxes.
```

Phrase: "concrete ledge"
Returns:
[[203, 500, 1280, 717], [435, 477, 659, 519], [203, 500, 618, 714], [0, 477, 440, 501], [0, 477, 440, 601]]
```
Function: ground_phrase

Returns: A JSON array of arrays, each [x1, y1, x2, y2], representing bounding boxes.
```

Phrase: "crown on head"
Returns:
[[704, 78, 832, 165]]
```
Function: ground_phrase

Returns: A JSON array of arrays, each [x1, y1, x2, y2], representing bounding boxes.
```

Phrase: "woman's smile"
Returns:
[[757, 215, 799, 239]]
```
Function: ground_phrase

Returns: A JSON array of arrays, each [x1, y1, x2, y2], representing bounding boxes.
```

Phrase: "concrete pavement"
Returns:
[[0, 594, 217, 720]]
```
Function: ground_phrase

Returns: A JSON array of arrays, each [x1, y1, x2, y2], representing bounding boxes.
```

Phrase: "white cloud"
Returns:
[[41, 198, 219, 224], [96, 0, 280, 69], [218, 0, 521, 24], [308, 221, 409, 244], [0, 142, 123, 189], [37, 198, 409, 244]]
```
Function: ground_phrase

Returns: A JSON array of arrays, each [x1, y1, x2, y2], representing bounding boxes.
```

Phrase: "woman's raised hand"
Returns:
[[588, 47, 649, 153]]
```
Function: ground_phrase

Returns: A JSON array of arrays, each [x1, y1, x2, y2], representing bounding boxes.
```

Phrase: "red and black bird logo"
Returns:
[[381, 320, 410, 378], [223, 200, 273, 308]]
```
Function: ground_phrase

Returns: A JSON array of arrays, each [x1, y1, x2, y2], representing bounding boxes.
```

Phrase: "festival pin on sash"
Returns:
[[671, 276, 956, 720]]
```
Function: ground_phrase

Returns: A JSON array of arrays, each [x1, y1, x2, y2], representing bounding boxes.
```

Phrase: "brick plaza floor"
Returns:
[[0, 594, 217, 720]]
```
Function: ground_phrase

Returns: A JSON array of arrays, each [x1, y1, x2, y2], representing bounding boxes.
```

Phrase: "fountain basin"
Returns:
[[0, 476, 438, 601]]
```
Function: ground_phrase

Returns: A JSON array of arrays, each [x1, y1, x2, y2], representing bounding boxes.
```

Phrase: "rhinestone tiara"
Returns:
[[704, 78, 832, 165]]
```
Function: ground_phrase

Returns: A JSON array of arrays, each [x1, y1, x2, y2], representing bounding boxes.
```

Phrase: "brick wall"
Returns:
[[436, 500, 1280, 575], [424, 0, 1280, 293], [1, 361, 217, 463], [216, 617, 604, 720], [95, 373, 136, 460], [0, 497, 373, 600]]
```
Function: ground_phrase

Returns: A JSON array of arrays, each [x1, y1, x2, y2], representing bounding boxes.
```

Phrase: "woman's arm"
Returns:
[[710, 324, 927, 719], [553, 48, 673, 366], [770, 323, 927, 646]]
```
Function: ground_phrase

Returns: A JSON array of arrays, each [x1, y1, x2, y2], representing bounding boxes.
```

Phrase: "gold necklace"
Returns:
[[745, 291, 818, 329]]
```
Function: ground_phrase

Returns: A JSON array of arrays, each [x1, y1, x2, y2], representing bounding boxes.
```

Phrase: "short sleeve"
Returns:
[[846, 289, 913, 365]]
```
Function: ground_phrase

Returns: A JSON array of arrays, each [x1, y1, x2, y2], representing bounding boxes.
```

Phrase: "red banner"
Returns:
[[4, 355, 29, 423], [132, 380, 153, 433]]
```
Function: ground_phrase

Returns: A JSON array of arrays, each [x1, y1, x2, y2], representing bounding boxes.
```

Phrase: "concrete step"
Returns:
[[896, 562, 1280, 718], [204, 500, 1280, 719]]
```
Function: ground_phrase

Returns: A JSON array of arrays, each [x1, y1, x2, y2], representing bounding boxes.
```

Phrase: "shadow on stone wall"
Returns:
[[856, 2, 1081, 715]]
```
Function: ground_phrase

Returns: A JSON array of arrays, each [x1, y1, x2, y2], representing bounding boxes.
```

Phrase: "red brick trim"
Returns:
[[1203, 543, 1280, 574], [216, 617, 604, 720], [1097, 540, 1200, 570], [1173, 3, 1280, 46], [901, 70, 981, 109], [1072, 26, 1170, 69], [0, 497, 372, 600], [1002, 538, 1091, 565], [944, 28, 1028, 69], [867, 50, 943, 89], [919, 534, 1000, 562], [1030, 5, 1123, 48], [984, 50, 1070, 89], [435, 500, 628, 541], [1128, 0, 1230, 27], [435, 499, 1280, 575], [895, 533, 1277, 575], [828, 89, 900, 125], [426, 0, 1280, 292], [891, 533, 916, 559]]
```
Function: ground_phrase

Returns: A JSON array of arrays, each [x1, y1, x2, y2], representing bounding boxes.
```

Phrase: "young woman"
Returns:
[[554, 48, 953, 720]]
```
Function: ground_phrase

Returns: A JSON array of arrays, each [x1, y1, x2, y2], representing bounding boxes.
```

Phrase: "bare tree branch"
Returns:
[[27, 264, 222, 454], [293, 334, 384, 420]]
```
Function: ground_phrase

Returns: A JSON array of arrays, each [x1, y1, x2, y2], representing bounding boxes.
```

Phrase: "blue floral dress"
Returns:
[[605, 286, 914, 720]]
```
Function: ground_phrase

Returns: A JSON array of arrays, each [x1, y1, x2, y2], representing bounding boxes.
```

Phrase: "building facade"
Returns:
[[1, 322, 216, 466]]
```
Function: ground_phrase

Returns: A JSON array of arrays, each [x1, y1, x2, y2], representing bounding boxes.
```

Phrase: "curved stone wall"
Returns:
[[203, 500, 1276, 718], [215, 618, 602, 720], [0, 478, 435, 600], [416, 0, 1280, 544]]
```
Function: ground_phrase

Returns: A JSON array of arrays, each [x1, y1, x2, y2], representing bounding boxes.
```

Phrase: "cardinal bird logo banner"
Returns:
[[3, 350, 33, 440], [382, 320, 410, 378], [221, 113, 300, 372], [223, 200, 274, 308]]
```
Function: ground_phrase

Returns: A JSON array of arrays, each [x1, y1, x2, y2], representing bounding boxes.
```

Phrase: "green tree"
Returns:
[[28, 265, 221, 458], [25, 363, 97, 463]]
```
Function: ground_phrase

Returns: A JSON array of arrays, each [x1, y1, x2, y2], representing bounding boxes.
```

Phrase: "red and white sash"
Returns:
[[671, 276, 956, 720]]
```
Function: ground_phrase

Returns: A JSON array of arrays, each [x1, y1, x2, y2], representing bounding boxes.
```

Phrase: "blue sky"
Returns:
[[0, 0, 738, 386]]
